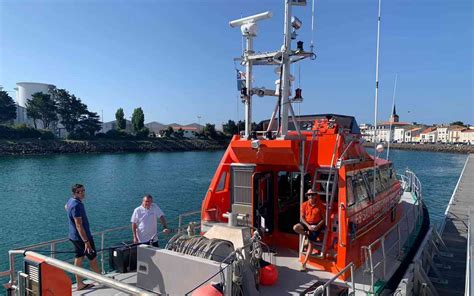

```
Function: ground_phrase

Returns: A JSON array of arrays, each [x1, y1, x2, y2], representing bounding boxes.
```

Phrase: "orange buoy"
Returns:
[[192, 283, 223, 296], [260, 264, 278, 286]]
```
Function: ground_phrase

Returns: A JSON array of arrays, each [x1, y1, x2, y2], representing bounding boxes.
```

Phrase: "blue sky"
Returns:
[[1, 0, 472, 126]]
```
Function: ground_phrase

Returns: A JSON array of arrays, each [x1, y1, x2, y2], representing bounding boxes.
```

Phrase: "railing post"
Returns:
[[9, 252, 15, 286], [50, 243, 56, 259], [381, 237, 386, 278], [178, 215, 182, 233], [397, 224, 402, 258], [101, 233, 105, 274], [350, 264, 355, 293], [368, 247, 374, 294]]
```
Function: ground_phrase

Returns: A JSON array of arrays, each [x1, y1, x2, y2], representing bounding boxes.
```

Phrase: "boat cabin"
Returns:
[[201, 114, 403, 276]]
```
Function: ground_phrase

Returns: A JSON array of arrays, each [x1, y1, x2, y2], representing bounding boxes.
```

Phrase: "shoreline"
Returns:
[[0, 139, 472, 156], [0, 138, 229, 156], [362, 142, 474, 154]]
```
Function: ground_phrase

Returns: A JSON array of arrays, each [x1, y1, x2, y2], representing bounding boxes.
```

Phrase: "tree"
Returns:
[[175, 128, 185, 138], [131, 107, 144, 133], [26, 92, 58, 130], [164, 126, 174, 137], [450, 121, 465, 127], [74, 111, 102, 138], [53, 88, 87, 133], [237, 120, 245, 132], [0, 90, 17, 124], [203, 123, 217, 139], [115, 108, 126, 130], [236, 120, 257, 133], [223, 120, 238, 135]]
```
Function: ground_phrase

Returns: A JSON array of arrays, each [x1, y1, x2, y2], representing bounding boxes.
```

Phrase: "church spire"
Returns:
[[390, 104, 399, 123]]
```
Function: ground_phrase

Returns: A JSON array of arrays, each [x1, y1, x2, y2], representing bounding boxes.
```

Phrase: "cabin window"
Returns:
[[216, 171, 227, 192], [352, 173, 369, 203], [346, 176, 355, 207], [365, 169, 384, 198]]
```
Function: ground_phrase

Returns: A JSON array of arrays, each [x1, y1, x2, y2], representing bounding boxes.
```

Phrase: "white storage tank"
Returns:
[[16, 82, 55, 107]]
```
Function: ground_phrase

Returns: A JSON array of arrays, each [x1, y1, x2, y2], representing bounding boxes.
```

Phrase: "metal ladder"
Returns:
[[310, 167, 339, 258]]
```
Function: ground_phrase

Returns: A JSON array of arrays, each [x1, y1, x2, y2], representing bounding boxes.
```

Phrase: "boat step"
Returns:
[[314, 180, 334, 184]]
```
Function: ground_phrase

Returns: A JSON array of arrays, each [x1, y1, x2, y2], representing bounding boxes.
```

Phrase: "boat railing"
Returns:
[[178, 210, 202, 233], [361, 177, 423, 294], [6, 250, 155, 295], [1, 211, 202, 288], [309, 262, 355, 296]]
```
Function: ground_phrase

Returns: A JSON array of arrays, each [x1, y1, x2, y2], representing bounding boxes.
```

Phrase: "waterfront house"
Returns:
[[404, 127, 424, 143], [420, 127, 438, 143], [460, 129, 474, 145], [436, 125, 449, 143], [447, 125, 465, 143]]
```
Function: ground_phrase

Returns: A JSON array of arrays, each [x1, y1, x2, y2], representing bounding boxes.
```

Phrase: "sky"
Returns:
[[0, 0, 472, 126]]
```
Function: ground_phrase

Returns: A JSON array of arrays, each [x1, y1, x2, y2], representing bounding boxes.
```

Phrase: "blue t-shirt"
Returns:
[[66, 197, 92, 241]]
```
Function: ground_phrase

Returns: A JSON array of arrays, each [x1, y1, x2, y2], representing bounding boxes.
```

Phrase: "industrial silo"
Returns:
[[14, 82, 56, 127], [16, 82, 55, 107]]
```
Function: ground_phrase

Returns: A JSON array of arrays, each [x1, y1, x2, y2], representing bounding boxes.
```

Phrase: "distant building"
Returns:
[[447, 125, 465, 143], [394, 126, 414, 143], [436, 125, 449, 143], [420, 127, 437, 143], [460, 129, 474, 145], [362, 105, 410, 142], [102, 120, 133, 133], [103, 120, 204, 138], [404, 127, 424, 143], [14, 82, 56, 128]]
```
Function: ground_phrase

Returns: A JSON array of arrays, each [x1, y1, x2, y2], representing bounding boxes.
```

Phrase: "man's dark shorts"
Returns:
[[297, 223, 324, 242], [70, 239, 97, 260]]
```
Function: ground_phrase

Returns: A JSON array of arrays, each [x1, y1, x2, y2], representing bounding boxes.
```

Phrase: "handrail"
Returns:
[[10, 250, 155, 295], [1, 211, 203, 286], [1, 224, 132, 285], [311, 262, 355, 296], [361, 169, 423, 293], [178, 210, 202, 232]]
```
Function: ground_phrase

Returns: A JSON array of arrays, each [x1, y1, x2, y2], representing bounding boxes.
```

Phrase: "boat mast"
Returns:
[[373, 0, 382, 195], [229, 1, 312, 139], [280, 0, 293, 137]]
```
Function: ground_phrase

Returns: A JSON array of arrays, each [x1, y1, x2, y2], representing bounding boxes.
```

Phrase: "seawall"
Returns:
[[0, 138, 229, 156], [363, 142, 474, 154]]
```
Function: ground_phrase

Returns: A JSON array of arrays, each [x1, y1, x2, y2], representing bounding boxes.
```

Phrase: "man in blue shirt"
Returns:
[[66, 184, 99, 290]]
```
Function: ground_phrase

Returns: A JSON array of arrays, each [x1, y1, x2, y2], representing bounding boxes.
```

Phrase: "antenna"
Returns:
[[373, 0, 382, 197], [230, 11, 272, 139], [386, 73, 398, 160]]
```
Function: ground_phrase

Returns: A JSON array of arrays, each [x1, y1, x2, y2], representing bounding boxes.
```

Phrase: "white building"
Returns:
[[394, 127, 411, 143], [360, 105, 410, 143], [460, 129, 474, 145], [447, 126, 465, 143], [436, 126, 449, 143], [404, 127, 424, 143], [420, 127, 437, 143]]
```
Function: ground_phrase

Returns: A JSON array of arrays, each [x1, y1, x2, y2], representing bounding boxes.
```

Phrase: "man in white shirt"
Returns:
[[131, 194, 170, 244]]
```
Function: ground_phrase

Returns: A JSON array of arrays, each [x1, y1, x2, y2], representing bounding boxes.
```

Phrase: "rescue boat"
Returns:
[[1, 1, 429, 295]]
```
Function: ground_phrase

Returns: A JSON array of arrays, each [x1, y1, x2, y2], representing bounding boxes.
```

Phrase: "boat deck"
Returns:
[[71, 248, 348, 296], [71, 190, 420, 296], [435, 153, 473, 295]]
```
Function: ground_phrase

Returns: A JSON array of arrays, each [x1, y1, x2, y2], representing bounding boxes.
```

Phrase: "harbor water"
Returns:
[[0, 149, 467, 278]]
